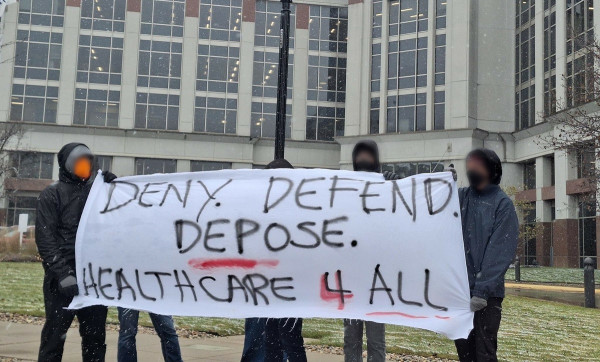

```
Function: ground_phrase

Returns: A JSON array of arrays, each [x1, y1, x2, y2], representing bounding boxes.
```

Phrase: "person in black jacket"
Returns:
[[454, 148, 519, 362], [344, 140, 398, 362], [36, 143, 116, 362]]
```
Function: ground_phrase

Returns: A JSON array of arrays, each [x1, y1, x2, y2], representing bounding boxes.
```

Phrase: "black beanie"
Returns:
[[466, 148, 502, 185], [265, 159, 294, 169]]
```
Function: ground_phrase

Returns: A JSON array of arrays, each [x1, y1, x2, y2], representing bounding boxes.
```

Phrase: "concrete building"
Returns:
[[0, 0, 598, 268]]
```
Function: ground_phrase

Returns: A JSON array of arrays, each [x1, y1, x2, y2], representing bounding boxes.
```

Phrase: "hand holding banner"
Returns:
[[69, 169, 472, 339]]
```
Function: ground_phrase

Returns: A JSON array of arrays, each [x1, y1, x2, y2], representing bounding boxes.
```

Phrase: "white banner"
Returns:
[[69, 169, 472, 339]]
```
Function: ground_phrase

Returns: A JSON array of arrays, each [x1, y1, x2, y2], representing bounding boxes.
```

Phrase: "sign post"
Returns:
[[17, 213, 28, 249]]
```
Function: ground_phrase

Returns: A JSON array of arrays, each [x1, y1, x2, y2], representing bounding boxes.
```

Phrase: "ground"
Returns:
[[505, 266, 600, 285], [1, 262, 600, 360]]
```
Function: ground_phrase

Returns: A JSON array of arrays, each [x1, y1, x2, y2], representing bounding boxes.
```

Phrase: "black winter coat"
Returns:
[[35, 143, 92, 278], [458, 185, 519, 299]]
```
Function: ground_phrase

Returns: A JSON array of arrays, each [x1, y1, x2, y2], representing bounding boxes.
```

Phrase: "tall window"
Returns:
[[14, 29, 62, 81], [388, 37, 428, 91], [370, 0, 382, 134], [435, 0, 446, 29], [194, 96, 237, 133], [135, 158, 177, 175], [80, 0, 126, 32], [566, 0, 594, 107], [17, 0, 64, 27], [543, 3, 557, 116], [135, 92, 179, 130], [95, 156, 113, 172], [251, 1, 295, 138], [9, 152, 54, 179], [578, 195, 597, 268], [74, 88, 120, 127], [389, 0, 428, 35], [140, 0, 185, 37], [138, 39, 182, 90], [387, 93, 426, 133], [577, 147, 595, 179], [10, 84, 58, 123], [515, 0, 535, 130], [190, 161, 232, 171], [77, 35, 123, 85], [523, 161, 536, 190], [306, 5, 347, 141]]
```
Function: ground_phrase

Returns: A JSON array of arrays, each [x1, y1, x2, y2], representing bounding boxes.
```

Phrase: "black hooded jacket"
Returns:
[[35, 143, 93, 278], [352, 140, 380, 172]]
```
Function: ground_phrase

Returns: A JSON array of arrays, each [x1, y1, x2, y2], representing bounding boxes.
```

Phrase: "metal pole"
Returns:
[[514, 256, 521, 282], [274, 0, 291, 160], [583, 257, 596, 308]]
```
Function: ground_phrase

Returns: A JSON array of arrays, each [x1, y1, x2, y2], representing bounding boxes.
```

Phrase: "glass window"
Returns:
[[9, 152, 54, 179], [577, 147, 595, 179], [135, 158, 177, 175], [251, 102, 291, 138], [381, 161, 444, 179], [199, 0, 242, 41], [6, 196, 38, 227], [14, 29, 62, 81], [18, 0, 64, 27], [434, 91, 445, 130], [95, 155, 113, 172], [389, 0, 428, 35], [135, 92, 179, 130], [306, 106, 345, 141], [523, 161, 536, 190], [197, 44, 239, 93], [80, 0, 126, 32], [74, 88, 120, 127], [194, 96, 237, 134], [190, 161, 232, 171], [515, 1, 536, 130], [140, 0, 185, 37], [370, 98, 380, 134], [435, 0, 446, 29], [10, 84, 58, 123], [386, 93, 426, 133], [77, 35, 123, 85], [138, 39, 183, 90]]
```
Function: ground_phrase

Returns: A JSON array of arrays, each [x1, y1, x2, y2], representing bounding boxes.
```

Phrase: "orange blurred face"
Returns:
[[73, 157, 92, 180]]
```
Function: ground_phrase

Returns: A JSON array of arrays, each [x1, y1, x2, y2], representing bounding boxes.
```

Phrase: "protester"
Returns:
[[454, 148, 519, 362], [343, 139, 399, 362], [261, 158, 307, 362], [117, 308, 182, 362], [36, 143, 116, 362]]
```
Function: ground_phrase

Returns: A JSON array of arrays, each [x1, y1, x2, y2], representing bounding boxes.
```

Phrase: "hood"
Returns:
[[265, 159, 294, 169], [352, 140, 380, 172], [466, 148, 502, 185], [57, 143, 92, 184]]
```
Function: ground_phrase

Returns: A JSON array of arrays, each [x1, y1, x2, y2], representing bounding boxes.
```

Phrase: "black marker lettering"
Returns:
[[175, 219, 202, 254], [204, 219, 230, 253], [174, 270, 197, 302], [115, 268, 136, 301], [199, 276, 229, 302], [264, 223, 291, 252], [424, 178, 452, 215], [424, 269, 448, 311], [101, 181, 139, 213], [138, 182, 167, 207], [145, 271, 171, 299], [228, 275, 249, 303], [196, 179, 233, 222], [329, 176, 359, 208], [360, 181, 385, 214], [98, 267, 114, 300], [235, 219, 260, 255], [264, 177, 294, 213], [295, 177, 325, 210], [322, 216, 348, 247], [292, 221, 321, 248], [369, 264, 394, 305], [392, 178, 416, 222], [242, 274, 270, 306], [397, 272, 423, 307], [135, 269, 156, 301], [271, 277, 296, 301]]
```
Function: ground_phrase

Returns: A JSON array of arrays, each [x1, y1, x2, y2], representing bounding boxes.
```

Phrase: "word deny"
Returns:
[[100, 176, 453, 221]]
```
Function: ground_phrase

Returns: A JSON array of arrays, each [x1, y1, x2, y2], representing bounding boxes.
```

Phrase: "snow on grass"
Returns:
[[505, 266, 600, 285]]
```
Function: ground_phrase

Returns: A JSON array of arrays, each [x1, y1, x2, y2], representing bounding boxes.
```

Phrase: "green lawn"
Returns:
[[505, 266, 600, 285], [2, 262, 600, 360]]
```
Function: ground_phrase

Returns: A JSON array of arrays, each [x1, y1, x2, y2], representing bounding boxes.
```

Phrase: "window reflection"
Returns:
[[10, 84, 58, 123], [135, 158, 177, 175], [80, 0, 126, 32], [135, 92, 179, 130], [74, 88, 120, 127]]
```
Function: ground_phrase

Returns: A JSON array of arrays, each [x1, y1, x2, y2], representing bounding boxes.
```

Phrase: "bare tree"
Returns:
[[0, 121, 25, 190], [505, 185, 542, 266]]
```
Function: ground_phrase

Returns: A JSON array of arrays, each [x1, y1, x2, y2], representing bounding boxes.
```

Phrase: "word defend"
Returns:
[[70, 169, 473, 339]]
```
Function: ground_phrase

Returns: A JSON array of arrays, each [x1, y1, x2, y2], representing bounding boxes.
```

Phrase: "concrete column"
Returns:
[[56, 4, 81, 126], [555, 149, 577, 219], [180, 2, 200, 133], [291, 4, 309, 141], [595, 0, 600, 39], [52, 156, 60, 181], [120, 4, 141, 129], [377, 0, 388, 134], [0, 3, 18, 123], [177, 159, 191, 172], [553, 148, 578, 268], [112, 156, 135, 177], [345, 0, 366, 136], [237, 0, 256, 137], [534, 2, 544, 120], [555, 0, 567, 108], [359, 0, 372, 135], [536, 156, 552, 221], [425, 0, 435, 131]]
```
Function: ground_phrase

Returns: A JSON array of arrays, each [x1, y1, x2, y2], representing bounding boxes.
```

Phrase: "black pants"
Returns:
[[265, 318, 307, 362], [38, 271, 108, 362], [454, 297, 503, 362]]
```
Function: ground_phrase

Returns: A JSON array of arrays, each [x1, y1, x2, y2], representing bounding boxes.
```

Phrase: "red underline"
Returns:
[[188, 258, 279, 270], [366, 312, 428, 319]]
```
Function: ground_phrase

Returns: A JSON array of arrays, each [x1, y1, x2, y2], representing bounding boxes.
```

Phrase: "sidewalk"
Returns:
[[0, 321, 343, 361], [505, 282, 599, 308]]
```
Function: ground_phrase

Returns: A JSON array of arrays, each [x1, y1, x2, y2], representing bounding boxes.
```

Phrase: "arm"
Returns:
[[472, 197, 519, 299], [35, 189, 71, 279]]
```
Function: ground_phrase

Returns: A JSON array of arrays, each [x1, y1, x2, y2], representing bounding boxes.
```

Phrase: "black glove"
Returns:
[[444, 163, 458, 181], [58, 273, 79, 297], [383, 170, 401, 180], [102, 170, 117, 183]]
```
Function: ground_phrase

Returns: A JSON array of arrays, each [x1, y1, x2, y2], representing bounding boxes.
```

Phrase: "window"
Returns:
[[135, 158, 177, 175], [6, 196, 38, 227], [566, 0, 594, 107], [140, 0, 185, 37], [388, 37, 427, 90], [254, 1, 295, 47], [95, 156, 112, 172], [515, 0, 536, 130], [371, 43, 381, 93], [577, 147, 595, 179], [543, 7, 557, 116], [138, 39, 182, 90], [199, 0, 242, 42], [10, 152, 54, 179], [18, 0, 64, 27], [435, 34, 446, 86], [306, 106, 345, 141], [196, 44, 239, 93], [381, 161, 444, 178], [80, 0, 126, 32], [578, 195, 597, 268], [252, 51, 294, 99], [14, 29, 62, 81], [434, 91, 445, 130], [190, 161, 232, 171], [194, 96, 237, 134], [370, 98, 380, 134], [435, 0, 446, 29], [523, 161, 536, 190], [74, 88, 120, 127], [77, 35, 123, 85], [387, 93, 426, 133], [389, 0, 428, 36], [372, 0, 382, 39], [135, 92, 179, 130], [251, 102, 291, 138], [10, 84, 58, 123]]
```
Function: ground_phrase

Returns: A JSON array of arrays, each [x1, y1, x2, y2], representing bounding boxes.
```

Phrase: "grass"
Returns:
[[505, 266, 600, 285], [2, 263, 600, 360]]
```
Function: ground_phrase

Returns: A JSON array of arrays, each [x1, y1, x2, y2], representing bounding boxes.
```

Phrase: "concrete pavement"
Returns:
[[0, 321, 343, 361]]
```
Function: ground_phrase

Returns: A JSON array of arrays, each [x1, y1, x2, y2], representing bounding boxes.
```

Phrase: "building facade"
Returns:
[[0, 0, 598, 268]]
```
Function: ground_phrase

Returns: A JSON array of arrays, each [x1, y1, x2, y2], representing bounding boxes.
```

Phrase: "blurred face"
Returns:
[[465, 156, 489, 190], [355, 151, 376, 165], [73, 157, 92, 180]]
